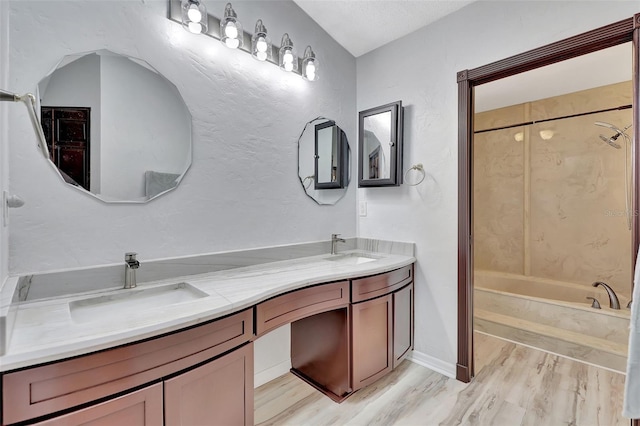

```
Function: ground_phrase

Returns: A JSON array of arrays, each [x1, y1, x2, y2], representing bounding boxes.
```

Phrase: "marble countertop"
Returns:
[[0, 250, 415, 372]]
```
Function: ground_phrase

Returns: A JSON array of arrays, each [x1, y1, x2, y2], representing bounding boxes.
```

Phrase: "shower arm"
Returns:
[[0, 89, 50, 159]]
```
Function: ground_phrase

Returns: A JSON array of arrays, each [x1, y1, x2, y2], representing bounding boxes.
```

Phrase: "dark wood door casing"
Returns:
[[457, 14, 640, 385]]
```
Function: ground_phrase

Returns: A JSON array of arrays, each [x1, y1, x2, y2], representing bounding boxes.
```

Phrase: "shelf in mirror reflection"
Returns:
[[37, 49, 192, 203]]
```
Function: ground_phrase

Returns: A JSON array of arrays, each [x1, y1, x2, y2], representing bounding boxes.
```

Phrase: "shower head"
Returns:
[[594, 121, 632, 149], [599, 134, 621, 149]]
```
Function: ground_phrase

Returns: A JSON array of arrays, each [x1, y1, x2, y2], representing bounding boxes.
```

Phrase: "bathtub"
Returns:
[[474, 270, 630, 372]]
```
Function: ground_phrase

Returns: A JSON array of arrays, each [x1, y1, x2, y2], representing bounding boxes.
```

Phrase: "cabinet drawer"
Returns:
[[256, 281, 349, 336], [3, 309, 253, 425], [34, 383, 163, 426], [351, 265, 413, 303]]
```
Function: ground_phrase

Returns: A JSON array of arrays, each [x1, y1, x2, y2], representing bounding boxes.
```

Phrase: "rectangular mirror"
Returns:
[[314, 120, 348, 189], [358, 101, 404, 187]]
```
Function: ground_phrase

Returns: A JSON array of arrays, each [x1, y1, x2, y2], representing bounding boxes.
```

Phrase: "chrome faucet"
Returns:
[[331, 233, 346, 255], [124, 252, 140, 289], [592, 281, 620, 309]]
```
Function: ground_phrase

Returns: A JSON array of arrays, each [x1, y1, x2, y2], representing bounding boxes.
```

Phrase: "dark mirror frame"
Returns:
[[358, 100, 404, 187], [314, 120, 348, 189]]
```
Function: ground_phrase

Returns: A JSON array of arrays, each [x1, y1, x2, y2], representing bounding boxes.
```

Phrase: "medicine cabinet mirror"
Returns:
[[298, 117, 351, 205], [358, 101, 404, 187], [37, 49, 192, 203]]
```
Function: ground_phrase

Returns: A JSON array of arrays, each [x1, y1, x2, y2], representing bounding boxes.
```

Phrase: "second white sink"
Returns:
[[69, 283, 208, 323], [325, 252, 379, 265]]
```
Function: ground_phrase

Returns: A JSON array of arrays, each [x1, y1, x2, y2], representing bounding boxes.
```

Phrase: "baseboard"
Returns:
[[408, 350, 456, 379], [254, 359, 292, 388]]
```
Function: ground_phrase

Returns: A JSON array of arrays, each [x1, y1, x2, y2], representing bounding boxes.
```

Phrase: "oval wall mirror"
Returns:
[[37, 49, 192, 203], [298, 117, 351, 205]]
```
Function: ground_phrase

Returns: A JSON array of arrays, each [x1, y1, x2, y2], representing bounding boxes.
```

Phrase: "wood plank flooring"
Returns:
[[254, 332, 627, 425]]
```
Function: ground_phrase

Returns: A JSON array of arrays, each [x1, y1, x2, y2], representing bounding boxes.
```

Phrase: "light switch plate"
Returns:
[[359, 201, 367, 217], [2, 191, 8, 228]]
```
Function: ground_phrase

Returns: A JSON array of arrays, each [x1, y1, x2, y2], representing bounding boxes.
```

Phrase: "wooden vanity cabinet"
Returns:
[[2, 309, 254, 425], [33, 383, 164, 426], [351, 265, 414, 392], [164, 342, 253, 426], [351, 293, 393, 390]]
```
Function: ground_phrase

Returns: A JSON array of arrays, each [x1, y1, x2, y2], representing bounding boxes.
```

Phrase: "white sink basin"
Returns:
[[325, 253, 379, 265], [69, 283, 208, 323]]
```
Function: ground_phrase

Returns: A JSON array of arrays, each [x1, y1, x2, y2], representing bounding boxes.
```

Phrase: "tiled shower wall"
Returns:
[[474, 81, 633, 298]]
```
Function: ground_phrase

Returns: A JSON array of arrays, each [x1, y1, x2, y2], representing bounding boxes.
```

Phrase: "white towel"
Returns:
[[623, 245, 640, 418]]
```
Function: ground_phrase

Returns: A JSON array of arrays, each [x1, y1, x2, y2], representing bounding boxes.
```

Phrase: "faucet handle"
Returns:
[[586, 297, 601, 309], [125, 252, 137, 260], [331, 233, 340, 239]]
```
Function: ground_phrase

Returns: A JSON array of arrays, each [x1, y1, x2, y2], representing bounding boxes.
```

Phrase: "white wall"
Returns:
[[0, 1, 8, 286], [356, 1, 639, 371], [8, 0, 356, 274]]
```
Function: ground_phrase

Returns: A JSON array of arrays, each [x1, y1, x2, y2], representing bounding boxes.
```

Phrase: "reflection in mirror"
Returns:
[[358, 101, 403, 187], [298, 117, 350, 205], [38, 50, 192, 202], [315, 120, 348, 189]]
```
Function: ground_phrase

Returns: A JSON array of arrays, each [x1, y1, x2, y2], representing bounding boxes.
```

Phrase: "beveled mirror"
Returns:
[[37, 49, 192, 203], [358, 100, 404, 187], [298, 117, 351, 205]]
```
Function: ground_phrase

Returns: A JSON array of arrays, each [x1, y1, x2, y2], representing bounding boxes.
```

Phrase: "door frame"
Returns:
[[457, 14, 640, 384]]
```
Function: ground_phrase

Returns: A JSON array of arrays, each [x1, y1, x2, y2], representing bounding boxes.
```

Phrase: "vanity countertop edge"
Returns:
[[0, 250, 415, 372]]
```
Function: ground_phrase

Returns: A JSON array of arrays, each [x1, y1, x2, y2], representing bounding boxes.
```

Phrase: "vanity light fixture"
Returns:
[[181, 0, 208, 34], [279, 33, 297, 73], [167, 0, 318, 81], [251, 20, 271, 62], [302, 46, 318, 81], [220, 3, 242, 49]]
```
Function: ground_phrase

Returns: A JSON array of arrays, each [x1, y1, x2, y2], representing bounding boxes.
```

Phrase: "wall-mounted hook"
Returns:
[[3, 191, 25, 228]]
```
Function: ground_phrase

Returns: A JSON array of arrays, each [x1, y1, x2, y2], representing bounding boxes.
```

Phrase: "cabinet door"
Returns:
[[35, 383, 162, 426], [393, 283, 414, 368], [351, 294, 392, 391], [164, 343, 253, 426]]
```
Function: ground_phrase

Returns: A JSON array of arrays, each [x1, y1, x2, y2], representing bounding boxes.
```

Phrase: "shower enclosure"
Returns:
[[472, 81, 632, 372]]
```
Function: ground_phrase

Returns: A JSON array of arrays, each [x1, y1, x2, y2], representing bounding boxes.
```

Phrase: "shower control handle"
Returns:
[[586, 297, 601, 309]]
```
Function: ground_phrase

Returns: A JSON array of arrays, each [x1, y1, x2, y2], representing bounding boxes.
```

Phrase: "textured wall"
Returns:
[[474, 82, 633, 298], [356, 1, 638, 369], [7, 1, 356, 274], [0, 1, 8, 286]]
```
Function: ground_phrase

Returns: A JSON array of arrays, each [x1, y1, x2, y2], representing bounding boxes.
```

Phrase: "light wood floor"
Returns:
[[254, 332, 627, 425]]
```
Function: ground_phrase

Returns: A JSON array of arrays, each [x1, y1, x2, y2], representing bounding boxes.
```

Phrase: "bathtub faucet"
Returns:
[[592, 281, 620, 310]]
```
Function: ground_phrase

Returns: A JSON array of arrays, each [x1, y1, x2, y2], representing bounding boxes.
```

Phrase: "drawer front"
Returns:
[[351, 265, 413, 303], [34, 383, 163, 426], [3, 309, 253, 425], [256, 281, 349, 336]]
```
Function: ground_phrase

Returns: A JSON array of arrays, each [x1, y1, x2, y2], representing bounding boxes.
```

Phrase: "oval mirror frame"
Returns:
[[298, 116, 351, 205], [37, 49, 192, 203]]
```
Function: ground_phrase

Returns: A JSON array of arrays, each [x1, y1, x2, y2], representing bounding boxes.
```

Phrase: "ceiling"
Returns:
[[292, 0, 476, 57], [475, 42, 632, 112]]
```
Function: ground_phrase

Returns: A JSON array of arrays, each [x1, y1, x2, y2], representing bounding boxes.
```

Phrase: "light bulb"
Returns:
[[306, 69, 316, 81], [256, 37, 268, 53], [256, 51, 267, 61], [187, 5, 202, 23], [225, 37, 240, 49], [188, 22, 202, 34], [284, 61, 293, 72], [306, 61, 316, 74], [283, 50, 293, 64], [225, 21, 238, 39]]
